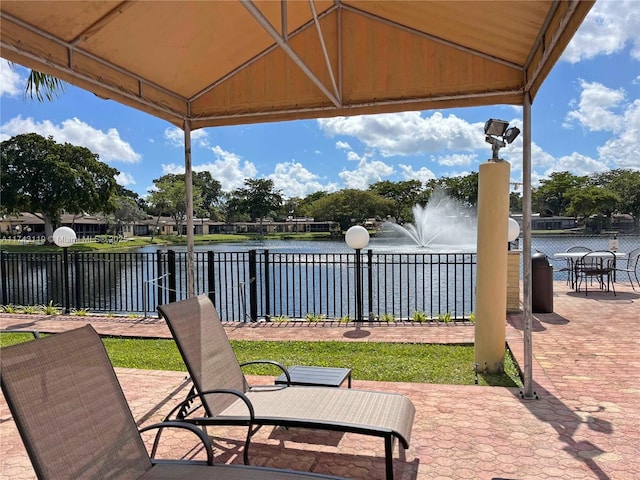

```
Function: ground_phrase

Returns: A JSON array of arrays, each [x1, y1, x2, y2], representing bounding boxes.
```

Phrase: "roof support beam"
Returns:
[[309, 0, 341, 104], [193, 88, 523, 123], [240, 0, 342, 107]]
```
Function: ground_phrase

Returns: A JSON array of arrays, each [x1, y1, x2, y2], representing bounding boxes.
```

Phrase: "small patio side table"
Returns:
[[275, 365, 352, 388]]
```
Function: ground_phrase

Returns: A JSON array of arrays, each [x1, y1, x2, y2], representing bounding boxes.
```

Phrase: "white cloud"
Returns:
[[115, 171, 136, 186], [318, 111, 486, 156], [398, 164, 436, 183], [164, 145, 255, 192], [597, 99, 640, 169], [564, 80, 626, 132], [433, 153, 476, 167], [164, 126, 210, 148], [563, 0, 640, 63], [336, 140, 351, 150], [544, 152, 610, 177], [268, 161, 339, 198], [0, 115, 141, 163], [0, 60, 23, 98], [339, 155, 394, 190]]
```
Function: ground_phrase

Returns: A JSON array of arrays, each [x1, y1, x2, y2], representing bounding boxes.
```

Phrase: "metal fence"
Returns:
[[0, 249, 477, 322]]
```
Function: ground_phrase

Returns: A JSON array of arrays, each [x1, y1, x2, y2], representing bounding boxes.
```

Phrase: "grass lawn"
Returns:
[[0, 332, 522, 387]]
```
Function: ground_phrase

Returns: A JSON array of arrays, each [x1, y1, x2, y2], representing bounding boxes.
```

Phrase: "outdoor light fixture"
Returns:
[[508, 217, 521, 250], [484, 118, 520, 161], [507, 218, 520, 242], [484, 118, 509, 137], [345, 225, 370, 322], [53, 227, 76, 313]]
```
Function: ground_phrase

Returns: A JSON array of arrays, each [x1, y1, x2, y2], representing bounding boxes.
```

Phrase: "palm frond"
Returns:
[[24, 71, 66, 102]]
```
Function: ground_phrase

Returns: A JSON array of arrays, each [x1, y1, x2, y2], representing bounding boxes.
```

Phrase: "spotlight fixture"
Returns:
[[484, 118, 520, 161], [484, 118, 509, 136]]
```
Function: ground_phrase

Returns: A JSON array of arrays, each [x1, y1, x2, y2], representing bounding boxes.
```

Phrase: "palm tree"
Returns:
[[24, 70, 65, 101]]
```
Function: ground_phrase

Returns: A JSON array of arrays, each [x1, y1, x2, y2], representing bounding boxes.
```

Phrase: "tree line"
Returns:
[[2, 133, 639, 240]]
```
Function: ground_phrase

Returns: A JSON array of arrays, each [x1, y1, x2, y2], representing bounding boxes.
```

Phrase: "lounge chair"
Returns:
[[0, 325, 345, 480], [158, 295, 416, 480]]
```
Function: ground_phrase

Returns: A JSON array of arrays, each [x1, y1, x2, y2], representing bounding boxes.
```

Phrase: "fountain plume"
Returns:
[[378, 190, 477, 252]]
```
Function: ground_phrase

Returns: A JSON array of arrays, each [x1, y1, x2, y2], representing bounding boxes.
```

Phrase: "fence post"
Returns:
[[74, 252, 81, 310], [264, 249, 271, 319], [168, 249, 177, 303], [367, 249, 373, 320], [156, 250, 164, 310], [0, 250, 7, 305], [207, 251, 216, 306], [249, 249, 258, 321]]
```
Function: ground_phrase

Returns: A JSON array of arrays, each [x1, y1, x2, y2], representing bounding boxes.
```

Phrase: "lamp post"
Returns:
[[345, 225, 370, 322], [53, 227, 76, 313]]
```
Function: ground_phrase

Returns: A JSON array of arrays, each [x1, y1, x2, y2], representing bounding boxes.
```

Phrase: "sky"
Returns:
[[1, 0, 639, 201]]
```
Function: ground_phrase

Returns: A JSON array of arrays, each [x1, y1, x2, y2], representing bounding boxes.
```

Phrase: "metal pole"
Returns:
[[63, 247, 70, 314], [355, 248, 362, 322], [184, 120, 195, 298], [522, 91, 535, 398]]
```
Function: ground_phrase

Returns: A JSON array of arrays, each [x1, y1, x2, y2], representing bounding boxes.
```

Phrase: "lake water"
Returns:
[[134, 234, 640, 256]]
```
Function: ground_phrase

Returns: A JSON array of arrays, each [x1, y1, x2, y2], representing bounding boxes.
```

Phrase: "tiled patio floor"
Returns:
[[1, 280, 639, 479]]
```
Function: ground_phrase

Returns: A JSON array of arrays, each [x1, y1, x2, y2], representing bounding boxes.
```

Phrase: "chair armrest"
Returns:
[[240, 360, 291, 386], [165, 388, 256, 423], [139, 420, 214, 465]]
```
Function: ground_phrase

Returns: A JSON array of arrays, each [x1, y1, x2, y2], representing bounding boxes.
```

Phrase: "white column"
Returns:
[[475, 160, 510, 373]]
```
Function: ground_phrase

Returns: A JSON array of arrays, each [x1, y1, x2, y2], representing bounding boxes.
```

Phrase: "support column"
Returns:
[[184, 120, 195, 298], [475, 160, 510, 373]]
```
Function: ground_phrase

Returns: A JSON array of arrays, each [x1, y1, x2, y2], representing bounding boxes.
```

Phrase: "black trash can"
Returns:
[[532, 253, 553, 313]]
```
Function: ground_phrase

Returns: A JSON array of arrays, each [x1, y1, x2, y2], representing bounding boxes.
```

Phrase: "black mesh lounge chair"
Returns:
[[0, 325, 345, 480], [158, 295, 416, 480]]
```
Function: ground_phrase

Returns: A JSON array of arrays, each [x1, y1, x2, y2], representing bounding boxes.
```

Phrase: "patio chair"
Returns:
[[575, 251, 616, 296], [614, 247, 640, 291], [0, 325, 345, 480], [561, 246, 592, 287], [158, 295, 416, 480]]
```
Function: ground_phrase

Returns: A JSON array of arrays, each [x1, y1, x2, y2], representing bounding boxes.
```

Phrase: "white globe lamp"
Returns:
[[345, 225, 370, 250], [52, 227, 77, 247], [507, 218, 520, 242]]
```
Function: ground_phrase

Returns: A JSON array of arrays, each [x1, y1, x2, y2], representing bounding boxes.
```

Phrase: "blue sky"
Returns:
[[1, 0, 639, 200]]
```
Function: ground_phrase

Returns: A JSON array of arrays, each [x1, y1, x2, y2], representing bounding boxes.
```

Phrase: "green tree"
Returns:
[[566, 186, 620, 222], [105, 196, 147, 236], [147, 174, 203, 236], [532, 171, 586, 217], [1, 133, 118, 242], [308, 189, 394, 231], [192, 171, 223, 219], [369, 180, 423, 222], [509, 192, 523, 213], [297, 191, 330, 217], [229, 179, 283, 233], [593, 169, 640, 227], [426, 172, 479, 209]]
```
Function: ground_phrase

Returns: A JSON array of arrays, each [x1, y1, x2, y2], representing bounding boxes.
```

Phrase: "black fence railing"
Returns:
[[0, 249, 477, 322]]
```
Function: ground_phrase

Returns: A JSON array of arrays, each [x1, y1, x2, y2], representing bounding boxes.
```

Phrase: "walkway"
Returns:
[[1, 281, 638, 479]]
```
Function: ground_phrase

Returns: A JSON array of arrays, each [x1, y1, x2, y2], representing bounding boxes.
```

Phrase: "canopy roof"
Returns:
[[1, 1, 593, 130]]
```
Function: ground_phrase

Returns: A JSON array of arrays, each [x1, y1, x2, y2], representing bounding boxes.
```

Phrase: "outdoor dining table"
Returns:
[[553, 251, 627, 290]]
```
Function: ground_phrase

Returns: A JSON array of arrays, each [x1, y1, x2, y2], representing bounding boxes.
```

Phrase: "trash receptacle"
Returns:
[[532, 253, 553, 313]]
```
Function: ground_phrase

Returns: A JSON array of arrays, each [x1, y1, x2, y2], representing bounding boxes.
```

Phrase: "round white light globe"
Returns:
[[345, 225, 370, 250], [52, 227, 77, 247], [507, 218, 520, 242]]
